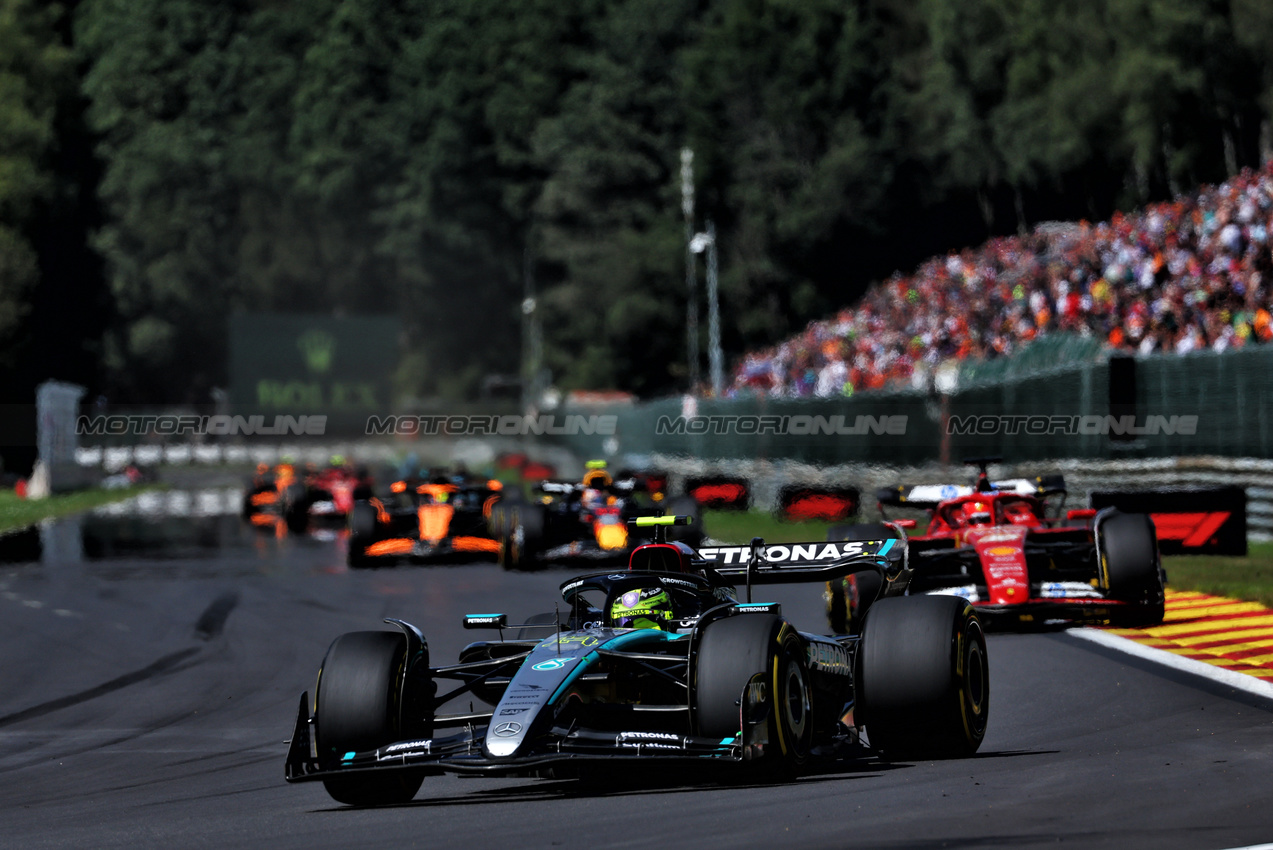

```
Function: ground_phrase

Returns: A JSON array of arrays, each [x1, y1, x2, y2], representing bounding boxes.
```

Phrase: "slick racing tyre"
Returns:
[[347, 501, 380, 569], [824, 525, 890, 634], [663, 496, 705, 547], [283, 483, 310, 534], [1098, 510, 1166, 627], [487, 489, 525, 538], [856, 595, 988, 760], [315, 631, 428, 805], [695, 613, 812, 774], [499, 505, 544, 572]]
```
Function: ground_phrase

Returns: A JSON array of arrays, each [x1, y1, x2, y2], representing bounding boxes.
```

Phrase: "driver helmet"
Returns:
[[610, 587, 673, 630], [962, 500, 992, 525], [582, 468, 612, 489]]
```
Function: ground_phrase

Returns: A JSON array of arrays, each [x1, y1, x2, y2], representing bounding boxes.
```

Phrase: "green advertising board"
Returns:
[[228, 314, 400, 435]]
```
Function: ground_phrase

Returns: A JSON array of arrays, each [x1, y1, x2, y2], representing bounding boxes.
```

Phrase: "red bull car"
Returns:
[[285, 517, 989, 805], [826, 458, 1166, 631], [496, 463, 702, 570], [347, 473, 505, 567]]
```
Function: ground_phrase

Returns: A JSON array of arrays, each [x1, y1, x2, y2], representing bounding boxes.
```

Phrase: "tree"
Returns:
[[683, 0, 888, 349], [0, 0, 74, 373]]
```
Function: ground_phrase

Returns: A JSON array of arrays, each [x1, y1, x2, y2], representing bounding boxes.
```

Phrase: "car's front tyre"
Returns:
[[314, 631, 427, 805]]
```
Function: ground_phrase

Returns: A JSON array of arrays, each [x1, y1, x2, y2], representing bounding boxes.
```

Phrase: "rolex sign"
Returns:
[[229, 314, 400, 434]]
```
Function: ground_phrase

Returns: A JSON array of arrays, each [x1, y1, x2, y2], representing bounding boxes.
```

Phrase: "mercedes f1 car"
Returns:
[[826, 458, 1166, 632], [495, 463, 701, 570], [285, 516, 990, 805], [346, 473, 505, 567]]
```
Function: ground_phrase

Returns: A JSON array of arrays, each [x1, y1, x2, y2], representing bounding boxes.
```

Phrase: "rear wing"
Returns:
[[694, 538, 904, 591], [876, 475, 1066, 509]]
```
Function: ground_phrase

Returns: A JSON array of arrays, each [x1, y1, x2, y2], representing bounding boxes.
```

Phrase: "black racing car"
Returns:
[[495, 467, 701, 570], [285, 516, 990, 805]]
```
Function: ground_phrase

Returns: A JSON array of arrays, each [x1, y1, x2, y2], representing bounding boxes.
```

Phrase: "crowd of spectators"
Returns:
[[727, 163, 1273, 398]]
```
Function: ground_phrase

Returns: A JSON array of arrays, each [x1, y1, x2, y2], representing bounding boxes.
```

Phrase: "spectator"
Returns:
[[727, 162, 1273, 397]]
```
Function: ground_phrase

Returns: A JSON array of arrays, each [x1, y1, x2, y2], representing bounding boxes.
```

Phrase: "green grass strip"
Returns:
[[0, 486, 162, 534], [1163, 541, 1273, 609]]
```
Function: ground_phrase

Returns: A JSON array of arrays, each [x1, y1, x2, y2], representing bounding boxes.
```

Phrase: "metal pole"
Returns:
[[522, 238, 542, 413], [705, 219, 722, 397], [681, 148, 699, 394]]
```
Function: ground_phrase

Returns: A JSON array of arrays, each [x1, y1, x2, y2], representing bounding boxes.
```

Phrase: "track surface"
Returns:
[[2, 511, 1273, 850]]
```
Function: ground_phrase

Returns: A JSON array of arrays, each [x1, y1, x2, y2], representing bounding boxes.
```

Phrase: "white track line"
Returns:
[[1069, 628, 1273, 701]]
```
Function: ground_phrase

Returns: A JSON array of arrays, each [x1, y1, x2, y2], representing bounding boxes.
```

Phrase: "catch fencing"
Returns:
[[556, 339, 1273, 465]]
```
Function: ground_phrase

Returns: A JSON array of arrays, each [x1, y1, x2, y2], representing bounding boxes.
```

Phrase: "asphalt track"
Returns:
[[2, 508, 1273, 850]]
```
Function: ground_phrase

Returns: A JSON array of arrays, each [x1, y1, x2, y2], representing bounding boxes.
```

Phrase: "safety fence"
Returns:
[[556, 339, 1273, 465]]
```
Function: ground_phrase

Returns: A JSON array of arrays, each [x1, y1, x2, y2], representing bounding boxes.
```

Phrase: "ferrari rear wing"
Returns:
[[694, 537, 904, 587], [876, 475, 1066, 509]]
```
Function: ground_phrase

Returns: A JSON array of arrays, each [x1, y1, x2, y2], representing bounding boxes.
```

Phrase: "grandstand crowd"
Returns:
[[728, 163, 1273, 398]]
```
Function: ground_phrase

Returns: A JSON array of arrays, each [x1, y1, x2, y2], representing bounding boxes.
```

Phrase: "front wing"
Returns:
[[284, 692, 747, 781]]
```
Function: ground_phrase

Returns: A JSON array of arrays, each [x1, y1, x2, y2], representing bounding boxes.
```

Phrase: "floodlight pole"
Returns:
[[681, 148, 699, 394], [705, 220, 722, 397]]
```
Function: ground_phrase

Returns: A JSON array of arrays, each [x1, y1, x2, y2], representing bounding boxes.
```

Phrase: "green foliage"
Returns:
[[0, 0, 73, 370], [43, 0, 1273, 403], [684, 0, 886, 343]]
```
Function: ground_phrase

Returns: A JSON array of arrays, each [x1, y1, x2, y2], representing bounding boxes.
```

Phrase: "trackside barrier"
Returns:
[[554, 341, 1273, 464]]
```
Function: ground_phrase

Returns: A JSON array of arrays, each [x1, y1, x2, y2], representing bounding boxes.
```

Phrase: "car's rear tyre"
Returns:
[[487, 489, 524, 538], [663, 496, 704, 546], [857, 595, 988, 760], [283, 483, 310, 534], [824, 525, 890, 634], [1099, 511, 1165, 627], [695, 613, 811, 773], [499, 506, 543, 572], [315, 631, 427, 805], [347, 501, 380, 569]]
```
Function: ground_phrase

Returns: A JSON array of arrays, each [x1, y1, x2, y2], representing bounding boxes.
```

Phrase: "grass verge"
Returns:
[[0, 486, 159, 534], [701, 509, 844, 545], [1163, 542, 1273, 609]]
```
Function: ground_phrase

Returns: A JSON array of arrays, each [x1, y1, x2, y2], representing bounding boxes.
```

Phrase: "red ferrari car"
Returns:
[[826, 458, 1165, 631], [242, 458, 373, 534]]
